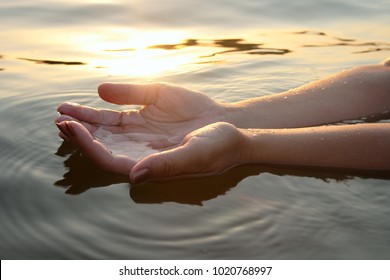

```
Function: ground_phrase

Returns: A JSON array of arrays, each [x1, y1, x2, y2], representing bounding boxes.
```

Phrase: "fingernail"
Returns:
[[56, 122, 68, 136], [132, 168, 149, 184], [64, 121, 75, 137], [57, 102, 79, 113]]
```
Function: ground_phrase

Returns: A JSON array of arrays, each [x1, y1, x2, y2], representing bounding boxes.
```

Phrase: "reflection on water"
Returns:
[[303, 41, 390, 52], [144, 38, 290, 56], [3, 31, 389, 77], [18, 58, 86, 66], [54, 142, 128, 195], [85, 36, 293, 73], [147, 39, 199, 50], [295, 30, 390, 54]]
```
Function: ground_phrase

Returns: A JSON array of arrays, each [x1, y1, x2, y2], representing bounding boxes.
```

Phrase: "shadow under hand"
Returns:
[[130, 165, 264, 206], [54, 141, 129, 195], [54, 139, 257, 202], [130, 164, 390, 206]]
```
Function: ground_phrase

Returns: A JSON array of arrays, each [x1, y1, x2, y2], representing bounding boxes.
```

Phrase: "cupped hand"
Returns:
[[57, 83, 227, 147], [55, 83, 232, 181], [129, 122, 248, 183]]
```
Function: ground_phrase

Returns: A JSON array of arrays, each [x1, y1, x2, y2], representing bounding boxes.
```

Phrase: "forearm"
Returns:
[[225, 62, 390, 129], [240, 123, 390, 171]]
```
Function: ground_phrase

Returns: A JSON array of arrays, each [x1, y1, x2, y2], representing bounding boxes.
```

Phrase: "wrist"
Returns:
[[239, 128, 283, 165], [239, 128, 265, 164]]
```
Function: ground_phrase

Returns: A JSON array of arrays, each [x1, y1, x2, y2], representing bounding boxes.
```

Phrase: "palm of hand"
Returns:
[[120, 84, 222, 148]]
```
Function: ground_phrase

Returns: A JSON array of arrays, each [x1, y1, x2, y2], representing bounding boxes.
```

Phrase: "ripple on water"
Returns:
[[0, 89, 118, 258], [2, 79, 390, 259], [0, 90, 96, 177]]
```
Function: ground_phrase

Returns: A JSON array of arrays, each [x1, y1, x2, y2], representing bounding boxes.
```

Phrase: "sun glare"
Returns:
[[103, 49, 196, 76], [82, 30, 199, 76]]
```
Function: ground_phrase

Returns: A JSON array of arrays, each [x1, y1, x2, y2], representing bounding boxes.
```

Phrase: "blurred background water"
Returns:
[[0, 0, 390, 259]]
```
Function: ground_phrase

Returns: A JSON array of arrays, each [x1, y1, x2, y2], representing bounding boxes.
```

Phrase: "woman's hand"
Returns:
[[57, 83, 227, 149], [129, 122, 248, 183], [55, 119, 247, 183], [55, 83, 238, 181]]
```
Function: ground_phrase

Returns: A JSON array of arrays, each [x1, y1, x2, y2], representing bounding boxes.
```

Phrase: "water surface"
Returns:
[[1, 0, 390, 259]]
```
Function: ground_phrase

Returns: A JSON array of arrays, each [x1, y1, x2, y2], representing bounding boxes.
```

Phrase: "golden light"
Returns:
[[2, 26, 205, 77], [101, 49, 196, 76], [81, 30, 201, 77]]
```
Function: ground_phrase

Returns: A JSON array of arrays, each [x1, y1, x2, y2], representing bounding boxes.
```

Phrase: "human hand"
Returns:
[[129, 122, 248, 183], [55, 120, 247, 183], [55, 83, 230, 180], [58, 82, 227, 146]]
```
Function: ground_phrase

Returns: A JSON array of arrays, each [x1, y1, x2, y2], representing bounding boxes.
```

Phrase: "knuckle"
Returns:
[[149, 82, 167, 94], [146, 82, 169, 104], [148, 154, 176, 178]]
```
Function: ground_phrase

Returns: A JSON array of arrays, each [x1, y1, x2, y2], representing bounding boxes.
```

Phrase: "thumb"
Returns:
[[130, 141, 205, 184]]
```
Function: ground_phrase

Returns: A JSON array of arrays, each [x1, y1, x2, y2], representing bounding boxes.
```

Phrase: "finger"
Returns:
[[98, 82, 166, 105], [62, 121, 136, 175], [56, 114, 98, 133], [57, 102, 123, 125], [57, 115, 126, 134], [58, 131, 69, 141], [56, 124, 71, 142]]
